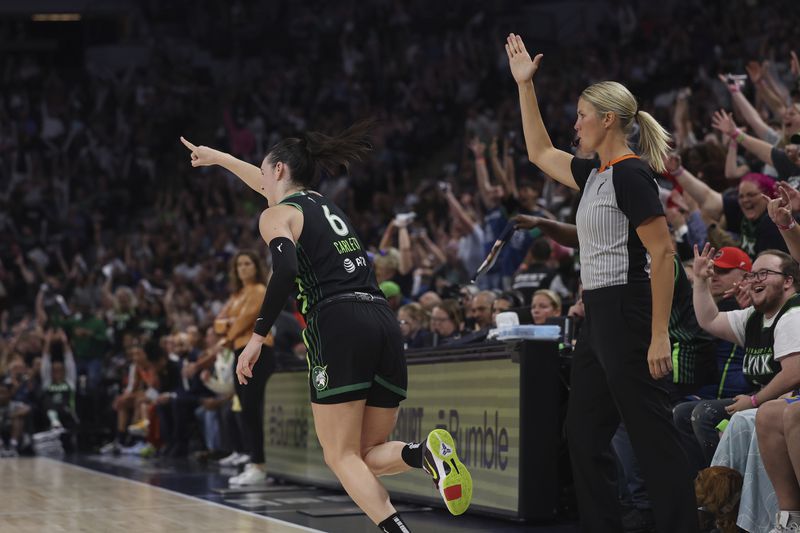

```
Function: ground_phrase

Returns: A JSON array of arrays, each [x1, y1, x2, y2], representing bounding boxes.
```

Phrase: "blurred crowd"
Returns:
[[2, 0, 800, 530]]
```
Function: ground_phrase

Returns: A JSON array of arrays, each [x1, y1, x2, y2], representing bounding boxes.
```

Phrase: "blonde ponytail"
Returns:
[[635, 110, 670, 173], [581, 81, 671, 173]]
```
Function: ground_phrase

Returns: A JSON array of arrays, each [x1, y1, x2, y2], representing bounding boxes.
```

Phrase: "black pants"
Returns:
[[565, 284, 698, 533], [673, 398, 735, 472], [156, 394, 199, 456], [232, 344, 275, 464]]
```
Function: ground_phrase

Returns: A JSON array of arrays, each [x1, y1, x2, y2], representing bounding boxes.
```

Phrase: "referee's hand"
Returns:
[[647, 333, 673, 380]]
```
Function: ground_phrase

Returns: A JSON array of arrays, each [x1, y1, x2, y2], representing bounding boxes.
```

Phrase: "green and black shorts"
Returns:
[[304, 298, 407, 407]]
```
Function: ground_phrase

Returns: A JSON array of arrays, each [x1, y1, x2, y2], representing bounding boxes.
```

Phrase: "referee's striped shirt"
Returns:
[[572, 154, 664, 291]]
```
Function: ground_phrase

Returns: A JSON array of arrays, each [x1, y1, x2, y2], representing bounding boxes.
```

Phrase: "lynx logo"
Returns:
[[343, 258, 356, 273], [312, 366, 329, 391]]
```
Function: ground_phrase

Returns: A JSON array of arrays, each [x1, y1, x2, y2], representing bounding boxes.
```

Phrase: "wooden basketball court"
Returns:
[[0, 457, 323, 533]]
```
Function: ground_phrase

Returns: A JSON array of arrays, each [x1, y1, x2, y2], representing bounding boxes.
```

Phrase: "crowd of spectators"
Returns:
[[2, 0, 800, 531]]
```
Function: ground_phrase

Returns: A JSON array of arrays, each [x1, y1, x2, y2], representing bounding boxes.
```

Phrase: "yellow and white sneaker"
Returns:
[[422, 429, 472, 515]]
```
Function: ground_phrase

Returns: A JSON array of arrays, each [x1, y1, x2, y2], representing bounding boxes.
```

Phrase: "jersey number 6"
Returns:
[[323, 205, 349, 237]]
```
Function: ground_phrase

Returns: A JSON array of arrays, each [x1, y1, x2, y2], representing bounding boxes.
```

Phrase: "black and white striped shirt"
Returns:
[[572, 155, 664, 291]]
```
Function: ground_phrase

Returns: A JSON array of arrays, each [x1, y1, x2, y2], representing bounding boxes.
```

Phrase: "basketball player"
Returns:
[[181, 124, 472, 532]]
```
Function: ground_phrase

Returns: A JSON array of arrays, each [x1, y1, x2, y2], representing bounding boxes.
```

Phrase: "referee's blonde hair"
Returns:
[[581, 81, 670, 173]]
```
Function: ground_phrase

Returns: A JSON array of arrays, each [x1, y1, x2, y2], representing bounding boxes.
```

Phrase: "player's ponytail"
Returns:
[[267, 120, 373, 188]]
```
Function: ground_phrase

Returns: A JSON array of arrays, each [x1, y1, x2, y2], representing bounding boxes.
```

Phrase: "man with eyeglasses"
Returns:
[[688, 245, 800, 467]]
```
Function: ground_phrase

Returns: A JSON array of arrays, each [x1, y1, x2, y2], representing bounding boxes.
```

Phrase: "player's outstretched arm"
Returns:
[[180, 136, 267, 199]]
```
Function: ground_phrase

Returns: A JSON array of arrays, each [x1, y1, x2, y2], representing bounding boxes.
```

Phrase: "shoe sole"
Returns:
[[424, 429, 472, 516]]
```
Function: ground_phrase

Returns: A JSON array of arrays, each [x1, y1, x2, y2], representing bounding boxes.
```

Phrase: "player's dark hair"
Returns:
[[266, 120, 373, 188]]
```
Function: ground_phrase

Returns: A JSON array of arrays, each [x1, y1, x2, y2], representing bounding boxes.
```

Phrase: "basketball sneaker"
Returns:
[[229, 463, 268, 486], [422, 429, 472, 515]]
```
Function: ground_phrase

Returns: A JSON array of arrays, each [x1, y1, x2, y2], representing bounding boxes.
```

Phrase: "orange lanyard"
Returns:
[[598, 153, 639, 173]]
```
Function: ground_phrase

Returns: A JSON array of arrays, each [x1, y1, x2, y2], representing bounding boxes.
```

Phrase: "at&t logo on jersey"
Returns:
[[343, 256, 367, 274]]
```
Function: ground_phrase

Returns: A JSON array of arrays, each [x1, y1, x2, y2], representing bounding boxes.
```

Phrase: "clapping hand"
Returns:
[[505, 34, 543, 85]]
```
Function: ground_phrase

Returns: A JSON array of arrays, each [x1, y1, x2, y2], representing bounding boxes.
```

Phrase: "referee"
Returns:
[[506, 34, 697, 533]]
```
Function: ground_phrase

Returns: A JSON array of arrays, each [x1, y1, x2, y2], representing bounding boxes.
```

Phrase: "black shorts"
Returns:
[[304, 299, 407, 407]]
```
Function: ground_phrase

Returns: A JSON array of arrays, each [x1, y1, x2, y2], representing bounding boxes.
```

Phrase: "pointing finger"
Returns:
[[180, 136, 198, 152]]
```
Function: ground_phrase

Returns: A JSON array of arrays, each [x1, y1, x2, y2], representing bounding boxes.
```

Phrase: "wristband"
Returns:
[[750, 394, 759, 408], [777, 219, 797, 231], [731, 128, 745, 144], [669, 166, 685, 178]]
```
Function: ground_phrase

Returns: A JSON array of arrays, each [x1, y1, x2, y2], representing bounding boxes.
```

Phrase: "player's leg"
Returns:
[[361, 405, 410, 476], [312, 400, 399, 524]]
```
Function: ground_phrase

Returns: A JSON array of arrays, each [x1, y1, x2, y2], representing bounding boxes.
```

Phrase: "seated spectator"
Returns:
[[101, 340, 148, 454], [429, 299, 464, 347], [193, 326, 234, 462], [491, 290, 525, 326], [39, 329, 78, 448], [379, 280, 408, 311], [531, 289, 562, 325], [0, 381, 30, 457], [417, 291, 442, 312], [689, 246, 800, 469], [753, 396, 800, 531], [468, 290, 496, 331], [397, 303, 432, 350], [512, 238, 559, 304]]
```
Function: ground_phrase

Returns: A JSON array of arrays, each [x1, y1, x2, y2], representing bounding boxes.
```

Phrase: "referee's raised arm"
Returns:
[[505, 33, 578, 190]]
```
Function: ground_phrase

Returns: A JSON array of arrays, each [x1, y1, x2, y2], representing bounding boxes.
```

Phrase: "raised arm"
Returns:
[[488, 137, 509, 193], [469, 138, 496, 207], [378, 221, 397, 252], [41, 329, 53, 388], [61, 329, 77, 389], [765, 183, 800, 263], [180, 137, 267, 199], [755, 61, 790, 117], [672, 88, 694, 150], [444, 188, 476, 231], [502, 137, 519, 199], [720, 73, 775, 140], [665, 155, 723, 220], [712, 110, 775, 167], [418, 229, 447, 266], [506, 34, 577, 190], [397, 223, 413, 275], [724, 138, 750, 180], [691, 244, 740, 343]]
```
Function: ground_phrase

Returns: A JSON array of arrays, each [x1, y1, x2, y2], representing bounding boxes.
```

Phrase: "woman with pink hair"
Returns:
[[666, 158, 788, 258]]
